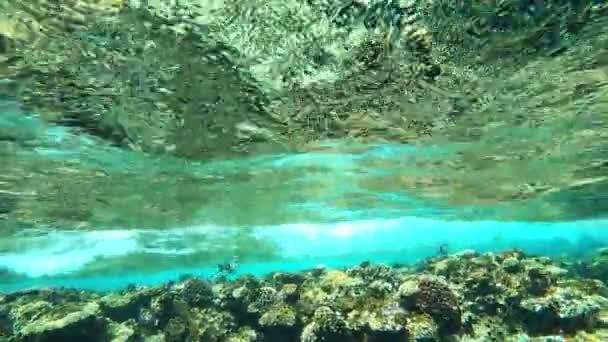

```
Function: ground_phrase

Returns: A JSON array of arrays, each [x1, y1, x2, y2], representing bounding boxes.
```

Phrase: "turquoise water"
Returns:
[[1, 101, 607, 293], [2, 219, 607, 293]]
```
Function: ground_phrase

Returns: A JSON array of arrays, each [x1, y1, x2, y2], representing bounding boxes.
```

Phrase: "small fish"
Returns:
[[216, 256, 239, 275]]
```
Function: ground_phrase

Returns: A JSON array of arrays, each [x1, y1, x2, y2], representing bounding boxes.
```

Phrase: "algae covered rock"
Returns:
[[258, 304, 297, 327], [502, 256, 523, 273], [345, 303, 409, 340], [99, 288, 158, 323], [178, 278, 214, 307], [107, 320, 137, 342], [577, 248, 608, 283], [405, 313, 439, 342], [3, 0, 443, 159], [247, 286, 279, 314], [14, 302, 107, 342], [301, 306, 348, 342], [520, 286, 607, 334], [398, 275, 462, 334], [12, 7, 283, 159], [278, 283, 300, 304]]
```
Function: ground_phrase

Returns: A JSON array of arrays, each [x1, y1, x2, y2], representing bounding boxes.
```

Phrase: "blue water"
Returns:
[[1, 101, 607, 293], [2, 217, 607, 293]]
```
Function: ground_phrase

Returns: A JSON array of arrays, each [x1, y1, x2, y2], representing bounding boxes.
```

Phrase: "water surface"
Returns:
[[1, 102, 607, 292]]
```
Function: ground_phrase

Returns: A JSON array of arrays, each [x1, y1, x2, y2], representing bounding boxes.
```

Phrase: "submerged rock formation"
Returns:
[[1, 249, 608, 341], [5, 0, 603, 156], [0, 0, 607, 227], [3, 0, 439, 158], [3, 3, 285, 158]]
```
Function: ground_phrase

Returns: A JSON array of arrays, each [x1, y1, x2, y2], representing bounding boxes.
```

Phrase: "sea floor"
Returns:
[[2, 247, 608, 342]]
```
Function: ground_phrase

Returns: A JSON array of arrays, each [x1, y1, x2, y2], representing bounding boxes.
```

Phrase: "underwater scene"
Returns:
[[1, 0, 608, 341]]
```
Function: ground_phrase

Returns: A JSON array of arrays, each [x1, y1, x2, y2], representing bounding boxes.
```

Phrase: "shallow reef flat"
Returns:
[[2, 248, 608, 342]]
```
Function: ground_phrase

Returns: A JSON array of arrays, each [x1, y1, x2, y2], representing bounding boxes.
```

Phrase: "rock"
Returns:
[[258, 304, 296, 327], [313, 306, 346, 333], [179, 278, 213, 307], [346, 304, 408, 339], [11, 5, 280, 160], [278, 283, 299, 303], [15, 302, 107, 342], [369, 279, 394, 298], [502, 256, 522, 273], [3, 250, 608, 341], [107, 320, 136, 342], [519, 287, 607, 334], [525, 266, 560, 296], [397, 279, 419, 308], [300, 323, 318, 342], [406, 314, 439, 342], [398, 276, 462, 334], [431, 257, 462, 277], [99, 289, 155, 322], [231, 286, 249, 300], [164, 317, 186, 341], [300, 306, 348, 342], [247, 287, 278, 314]]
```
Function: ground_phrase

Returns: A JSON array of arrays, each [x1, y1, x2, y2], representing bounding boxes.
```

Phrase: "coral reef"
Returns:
[[1, 249, 608, 341], [398, 275, 461, 334], [571, 248, 608, 284]]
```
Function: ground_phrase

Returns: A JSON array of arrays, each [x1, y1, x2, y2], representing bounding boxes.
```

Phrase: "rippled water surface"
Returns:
[[1, 99, 607, 292]]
